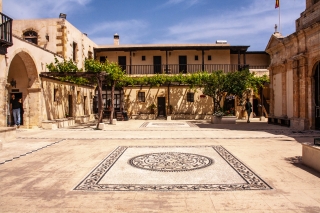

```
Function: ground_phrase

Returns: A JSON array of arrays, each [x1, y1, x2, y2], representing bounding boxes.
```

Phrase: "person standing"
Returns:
[[10, 94, 21, 128], [245, 98, 252, 123]]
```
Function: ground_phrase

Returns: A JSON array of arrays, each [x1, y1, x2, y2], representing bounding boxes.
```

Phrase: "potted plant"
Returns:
[[167, 104, 174, 115], [147, 103, 157, 114]]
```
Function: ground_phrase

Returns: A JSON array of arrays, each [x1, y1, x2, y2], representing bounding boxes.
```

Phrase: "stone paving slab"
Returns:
[[0, 120, 320, 212]]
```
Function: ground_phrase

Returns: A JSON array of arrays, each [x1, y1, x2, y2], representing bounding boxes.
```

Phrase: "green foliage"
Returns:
[[47, 57, 80, 72]]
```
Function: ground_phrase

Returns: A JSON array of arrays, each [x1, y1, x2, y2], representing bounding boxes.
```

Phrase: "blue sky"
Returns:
[[4, 0, 305, 51]]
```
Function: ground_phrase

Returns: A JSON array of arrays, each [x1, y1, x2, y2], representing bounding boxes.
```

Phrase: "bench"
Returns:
[[268, 117, 290, 127]]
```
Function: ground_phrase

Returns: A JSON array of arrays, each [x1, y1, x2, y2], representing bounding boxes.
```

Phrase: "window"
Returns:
[[187, 92, 194, 102], [23, 30, 38, 45], [73, 42, 78, 62], [77, 91, 81, 104], [195, 55, 198, 61], [100, 56, 106, 63], [142, 56, 146, 61], [88, 51, 93, 59], [138, 92, 145, 102], [54, 88, 59, 102], [208, 55, 212, 61]]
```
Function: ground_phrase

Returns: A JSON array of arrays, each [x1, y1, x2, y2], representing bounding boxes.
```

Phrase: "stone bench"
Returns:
[[42, 117, 76, 130], [302, 142, 320, 172], [75, 115, 90, 124], [268, 117, 290, 127]]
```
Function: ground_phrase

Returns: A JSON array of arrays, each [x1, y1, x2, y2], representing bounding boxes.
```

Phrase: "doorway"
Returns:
[[179, 56, 187, 73], [118, 56, 126, 71], [153, 56, 162, 74], [314, 62, 320, 129], [10, 92, 23, 126], [157, 97, 166, 117], [68, 95, 73, 117]]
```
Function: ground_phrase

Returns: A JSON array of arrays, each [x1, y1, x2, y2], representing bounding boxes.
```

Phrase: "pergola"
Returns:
[[39, 71, 109, 128]]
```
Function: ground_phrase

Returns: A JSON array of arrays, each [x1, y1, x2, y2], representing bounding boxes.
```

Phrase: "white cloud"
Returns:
[[3, 0, 93, 19], [161, 0, 202, 8], [155, 0, 305, 50], [89, 20, 149, 45]]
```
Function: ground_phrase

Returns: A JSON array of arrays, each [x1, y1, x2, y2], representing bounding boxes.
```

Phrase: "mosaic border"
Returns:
[[140, 122, 198, 128], [74, 146, 272, 191]]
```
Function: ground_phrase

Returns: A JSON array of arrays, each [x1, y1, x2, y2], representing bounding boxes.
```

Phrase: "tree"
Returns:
[[47, 58, 125, 128], [85, 59, 125, 125], [202, 70, 228, 112], [202, 69, 268, 113]]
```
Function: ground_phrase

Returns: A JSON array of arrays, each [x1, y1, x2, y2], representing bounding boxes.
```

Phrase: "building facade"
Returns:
[[0, 17, 97, 128], [95, 35, 270, 120], [266, 0, 320, 130]]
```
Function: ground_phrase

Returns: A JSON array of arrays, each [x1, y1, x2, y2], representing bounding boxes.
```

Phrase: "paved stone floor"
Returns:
[[1, 119, 320, 212]]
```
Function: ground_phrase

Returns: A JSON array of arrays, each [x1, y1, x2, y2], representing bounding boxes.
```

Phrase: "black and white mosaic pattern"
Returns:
[[74, 146, 272, 191], [140, 122, 198, 128], [129, 152, 213, 172]]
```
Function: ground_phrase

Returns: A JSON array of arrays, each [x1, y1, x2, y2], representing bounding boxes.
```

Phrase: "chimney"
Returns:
[[114, 33, 119, 45]]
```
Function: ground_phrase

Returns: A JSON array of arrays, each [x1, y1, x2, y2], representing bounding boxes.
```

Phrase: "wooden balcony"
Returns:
[[122, 64, 268, 75], [0, 12, 13, 54]]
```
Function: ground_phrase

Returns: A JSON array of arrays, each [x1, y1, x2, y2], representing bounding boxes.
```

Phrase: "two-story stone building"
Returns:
[[266, 0, 320, 130], [94, 35, 270, 120]]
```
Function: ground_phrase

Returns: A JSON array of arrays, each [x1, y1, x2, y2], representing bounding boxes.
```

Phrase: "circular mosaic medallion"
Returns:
[[128, 152, 213, 172]]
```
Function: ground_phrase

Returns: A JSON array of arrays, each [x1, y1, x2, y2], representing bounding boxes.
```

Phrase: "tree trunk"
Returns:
[[96, 76, 103, 129], [109, 80, 115, 124]]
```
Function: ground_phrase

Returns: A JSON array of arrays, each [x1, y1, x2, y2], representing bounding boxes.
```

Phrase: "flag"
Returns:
[[275, 0, 279, 8]]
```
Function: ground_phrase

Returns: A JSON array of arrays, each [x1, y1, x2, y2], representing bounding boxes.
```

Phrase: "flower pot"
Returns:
[[221, 116, 236, 124], [211, 115, 222, 124]]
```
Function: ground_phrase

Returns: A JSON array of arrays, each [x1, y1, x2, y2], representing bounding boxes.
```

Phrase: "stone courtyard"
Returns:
[[0, 119, 320, 212]]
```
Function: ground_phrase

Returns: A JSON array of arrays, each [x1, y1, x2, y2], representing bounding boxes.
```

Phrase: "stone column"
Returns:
[[281, 66, 287, 117], [299, 58, 310, 129], [0, 77, 9, 127], [269, 67, 274, 117], [292, 60, 300, 118]]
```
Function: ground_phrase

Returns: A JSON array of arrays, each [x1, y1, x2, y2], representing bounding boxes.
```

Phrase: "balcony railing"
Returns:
[[122, 64, 268, 75], [0, 12, 13, 54]]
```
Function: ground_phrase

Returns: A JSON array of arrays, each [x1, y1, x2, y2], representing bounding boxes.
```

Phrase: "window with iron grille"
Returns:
[[138, 92, 145, 102], [195, 55, 198, 61], [23, 31, 38, 45], [208, 55, 212, 61], [187, 92, 194, 102], [142, 56, 146, 61]]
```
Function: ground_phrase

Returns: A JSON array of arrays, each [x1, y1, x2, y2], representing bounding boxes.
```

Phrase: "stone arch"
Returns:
[[7, 50, 41, 128]]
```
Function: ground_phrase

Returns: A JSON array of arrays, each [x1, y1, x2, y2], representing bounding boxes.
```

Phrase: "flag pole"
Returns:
[[279, 2, 281, 34]]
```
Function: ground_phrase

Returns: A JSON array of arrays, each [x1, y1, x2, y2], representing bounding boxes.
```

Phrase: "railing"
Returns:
[[124, 64, 268, 75], [0, 12, 13, 46]]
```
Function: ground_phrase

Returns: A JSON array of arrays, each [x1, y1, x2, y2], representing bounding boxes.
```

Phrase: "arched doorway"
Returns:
[[7, 51, 40, 128], [314, 61, 320, 129]]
